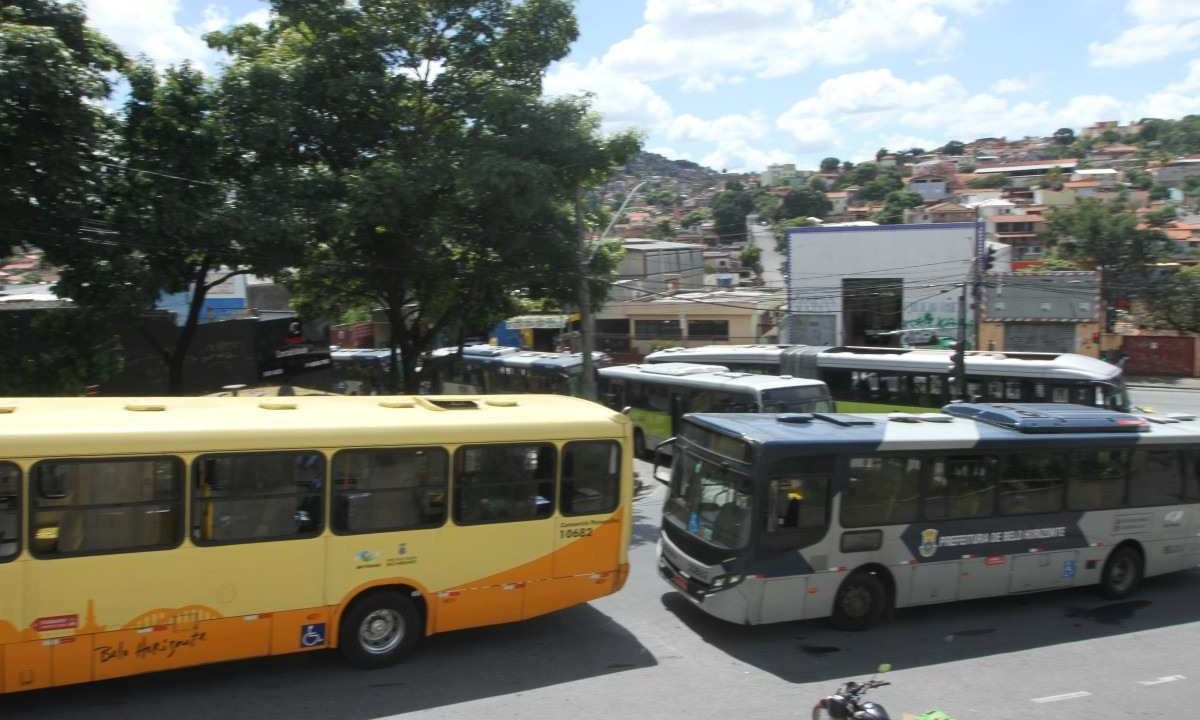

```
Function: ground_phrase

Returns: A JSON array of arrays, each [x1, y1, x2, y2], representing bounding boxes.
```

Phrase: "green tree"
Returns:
[[776, 186, 832, 219], [680, 210, 707, 229], [855, 171, 904, 201], [820, 157, 840, 172], [942, 140, 966, 155], [1126, 169, 1154, 190], [1145, 265, 1200, 332], [651, 218, 676, 239], [967, 173, 1010, 188], [809, 176, 828, 191], [1043, 198, 1174, 329], [1149, 183, 1170, 200], [711, 186, 754, 242], [1144, 204, 1178, 227], [211, 0, 639, 391], [1053, 127, 1075, 145], [739, 244, 762, 278], [0, 1, 123, 257], [875, 147, 889, 161], [873, 190, 924, 224]]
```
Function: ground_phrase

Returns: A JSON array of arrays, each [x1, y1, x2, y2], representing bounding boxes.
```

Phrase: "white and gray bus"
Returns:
[[655, 403, 1200, 629], [598, 362, 834, 457], [645, 344, 1130, 413]]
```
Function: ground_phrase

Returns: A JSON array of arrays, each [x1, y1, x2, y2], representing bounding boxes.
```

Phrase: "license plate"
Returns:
[[671, 574, 688, 591]]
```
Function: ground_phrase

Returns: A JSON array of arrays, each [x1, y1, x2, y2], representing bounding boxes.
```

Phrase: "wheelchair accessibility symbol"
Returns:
[[301, 623, 327, 648]]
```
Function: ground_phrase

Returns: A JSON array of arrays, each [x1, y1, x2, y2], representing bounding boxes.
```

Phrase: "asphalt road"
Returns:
[[5, 452, 1199, 720], [1129, 385, 1200, 415]]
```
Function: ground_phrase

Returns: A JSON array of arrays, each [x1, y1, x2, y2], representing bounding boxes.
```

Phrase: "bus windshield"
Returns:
[[665, 450, 753, 549], [760, 386, 836, 413]]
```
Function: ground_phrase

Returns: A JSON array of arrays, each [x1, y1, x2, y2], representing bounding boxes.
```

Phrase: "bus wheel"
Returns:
[[1099, 545, 1143, 600], [831, 571, 886, 631], [339, 591, 422, 668]]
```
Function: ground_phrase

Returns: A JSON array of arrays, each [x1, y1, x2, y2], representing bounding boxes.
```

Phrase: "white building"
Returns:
[[785, 223, 978, 346]]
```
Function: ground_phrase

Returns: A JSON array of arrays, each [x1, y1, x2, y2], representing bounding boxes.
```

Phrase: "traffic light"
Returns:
[[982, 246, 997, 272]]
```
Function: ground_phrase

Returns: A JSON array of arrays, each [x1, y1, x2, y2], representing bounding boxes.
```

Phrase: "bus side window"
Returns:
[[454, 444, 556, 524], [925, 455, 996, 520], [0, 462, 19, 561], [766, 456, 835, 534], [561, 441, 621, 517], [32, 457, 184, 557], [1068, 450, 1128, 510], [1129, 449, 1184, 507], [1187, 451, 1200, 502], [192, 451, 325, 545]]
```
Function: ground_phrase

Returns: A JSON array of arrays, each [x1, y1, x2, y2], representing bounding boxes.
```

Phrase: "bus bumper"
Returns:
[[657, 538, 757, 624]]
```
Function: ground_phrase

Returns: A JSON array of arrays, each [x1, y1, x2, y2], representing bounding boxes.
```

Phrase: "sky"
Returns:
[[82, 0, 1200, 173]]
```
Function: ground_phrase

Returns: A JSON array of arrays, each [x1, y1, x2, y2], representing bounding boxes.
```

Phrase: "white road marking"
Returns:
[[1031, 691, 1092, 703], [1138, 675, 1186, 686]]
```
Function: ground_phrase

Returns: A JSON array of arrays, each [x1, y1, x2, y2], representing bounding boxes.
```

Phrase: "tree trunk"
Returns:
[[167, 262, 213, 395]]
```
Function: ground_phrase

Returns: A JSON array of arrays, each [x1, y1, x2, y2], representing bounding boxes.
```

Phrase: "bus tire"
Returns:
[[339, 590, 422, 668], [1099, 545, 1143, 600], [830, 571, 886, 631]]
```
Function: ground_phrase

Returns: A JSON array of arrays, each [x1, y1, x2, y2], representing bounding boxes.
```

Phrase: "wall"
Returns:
[[785, 223, 978, 345]]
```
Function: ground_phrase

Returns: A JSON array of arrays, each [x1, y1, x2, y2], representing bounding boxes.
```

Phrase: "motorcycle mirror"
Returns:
[[876, 663, 892, 673]]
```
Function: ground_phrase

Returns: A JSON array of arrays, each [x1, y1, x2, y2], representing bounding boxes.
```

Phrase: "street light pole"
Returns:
[[578, 179, 648, 401]]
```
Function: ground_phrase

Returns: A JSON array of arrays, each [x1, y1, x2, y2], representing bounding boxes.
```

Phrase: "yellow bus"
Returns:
[[0, 394, 633, 693]]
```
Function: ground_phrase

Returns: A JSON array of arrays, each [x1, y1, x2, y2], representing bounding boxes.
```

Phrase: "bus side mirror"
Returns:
[[652, 438, 675, 485], [620, 406, 632, 415]]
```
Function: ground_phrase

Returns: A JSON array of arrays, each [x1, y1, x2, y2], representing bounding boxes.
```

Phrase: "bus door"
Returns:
[[443, 443, 557, 631], [541, 440, 626, 615], [0, 462, 24, 688], [759, 457, 834, 623]]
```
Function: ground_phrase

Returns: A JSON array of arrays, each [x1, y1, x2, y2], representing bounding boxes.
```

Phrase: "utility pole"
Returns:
[[577, 193, 598, 401], [952, 282, 968, 400], [578, 180, 647, 401]]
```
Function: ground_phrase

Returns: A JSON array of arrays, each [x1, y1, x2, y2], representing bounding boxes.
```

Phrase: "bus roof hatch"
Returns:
[[940, 403, 1149, 433]]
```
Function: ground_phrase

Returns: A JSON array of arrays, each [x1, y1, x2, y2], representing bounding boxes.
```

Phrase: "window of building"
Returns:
[[1129, 449, 1184, 507], [0, 462, 19, 562], [454, 444, 555, 525], [634, 319, 682, 340], [999, 454, 1065, 515], [1068, 449, 1128, 510], [30, 457, 183, 557], [562, 441, 621, 516], [924, 455, 996, 520], [843, 456, 921, 526], [332, 447, 448, 534], [687, 320, 729, 341], [192, 451, 325, 545]]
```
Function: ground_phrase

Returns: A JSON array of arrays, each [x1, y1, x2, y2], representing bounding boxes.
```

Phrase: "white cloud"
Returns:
[[667, 112, 767, 144], [85, 1, 273, 72], [544, 60, 673, 133], [773, 67, 1145, 158], [86, 0, 219, 70], [699, 140, 794, 174], [599, 0, 985, 91], [990, 77, 1029, 94], [1136, 58, 1200, 119], [1088, 1, 1200, 67]]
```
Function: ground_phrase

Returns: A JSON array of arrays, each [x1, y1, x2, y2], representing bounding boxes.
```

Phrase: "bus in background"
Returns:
[[424, 345, 611, 397], [0, 394, 633, 693], [655, 403, 1200, 630], [330, 347, 395, 395], [645, 344, 1129, 413], [598, 362, 835, 458]]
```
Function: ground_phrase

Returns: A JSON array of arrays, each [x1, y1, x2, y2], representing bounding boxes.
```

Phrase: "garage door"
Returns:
[[1004, 323, 1075, 353]]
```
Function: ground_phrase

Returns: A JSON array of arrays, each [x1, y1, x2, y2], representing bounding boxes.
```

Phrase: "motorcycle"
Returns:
[[811, 664, 954, 720]]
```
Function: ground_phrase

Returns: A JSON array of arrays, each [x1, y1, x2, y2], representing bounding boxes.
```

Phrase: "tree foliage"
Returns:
[[211, 0, 639, 391], [1144, 265, 1200, 332], [873, 190, 924, 224], [819, 157, 840, 172], [711, 186, 754, 242], [1042, 198, 1174, 328], [776, 186, 831, 219], [0, 0, 123, 257], [1053, 127, 1075, 145]]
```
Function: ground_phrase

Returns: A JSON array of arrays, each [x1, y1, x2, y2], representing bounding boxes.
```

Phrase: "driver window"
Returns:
[[768, 455, 834, 532]]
